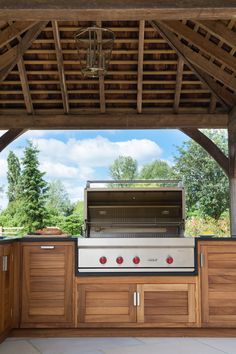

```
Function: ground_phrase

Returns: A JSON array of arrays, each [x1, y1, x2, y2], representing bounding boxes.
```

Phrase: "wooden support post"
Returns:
[[229, 107, 236, 237]]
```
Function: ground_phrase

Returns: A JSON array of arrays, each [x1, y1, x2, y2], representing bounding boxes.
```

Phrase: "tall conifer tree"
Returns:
[[7, 151, 21, 202], [20, 141, 48, 233]]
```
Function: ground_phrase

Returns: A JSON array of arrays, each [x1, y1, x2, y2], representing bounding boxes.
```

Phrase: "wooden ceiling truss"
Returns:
[[0, 17, 235, 173]]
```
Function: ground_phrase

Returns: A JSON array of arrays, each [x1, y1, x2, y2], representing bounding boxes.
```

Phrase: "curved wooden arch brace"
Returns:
[[181, 128, 229, 176], [0, 129, 26, 152]]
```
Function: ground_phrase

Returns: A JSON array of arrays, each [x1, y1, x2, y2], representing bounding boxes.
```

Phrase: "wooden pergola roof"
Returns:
[[1, 1, 236, 235]]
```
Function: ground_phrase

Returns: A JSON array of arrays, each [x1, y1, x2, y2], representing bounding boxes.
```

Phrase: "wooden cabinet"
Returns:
[[77, 277, 199, 327], [21, 242, 75, 328], [78, 284, 136, 325], [0, 243, 14, 338], [137, 283, 197, 327], [200, 241, 236, 327]]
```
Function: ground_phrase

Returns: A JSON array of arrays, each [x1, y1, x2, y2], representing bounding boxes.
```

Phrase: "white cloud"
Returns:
[[0, 159, 7, 177], [0, 134, 163, 208], [40, 161, 79, 179], [33, 136, 162, 168]]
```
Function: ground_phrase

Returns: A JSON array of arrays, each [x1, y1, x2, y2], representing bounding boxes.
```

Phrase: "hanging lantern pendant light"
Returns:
[[75, 25, 115, 78]]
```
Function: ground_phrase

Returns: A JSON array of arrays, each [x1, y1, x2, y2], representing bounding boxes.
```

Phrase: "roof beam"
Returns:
[[164, 20, 236, 72], [0, 21, 37, 48], [137, 20, 145, 114], [52, 21, 69, 114], [6, 21, 34, 114], [17, 58, 33, 113], [97, 21, 106, 113], [0, 21, 48, 82], [198, 20, 236, 48], [181, 128, 229, 176], [150, 20, 236, 108], [174, 57, 184, 113], [0, 129, 25, 152], [0, 113, 228, 130], [1, 1, 236, 21]]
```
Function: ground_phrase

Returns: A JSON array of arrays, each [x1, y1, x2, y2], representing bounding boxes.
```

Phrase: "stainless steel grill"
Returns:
[[77, 180, 196, 274]]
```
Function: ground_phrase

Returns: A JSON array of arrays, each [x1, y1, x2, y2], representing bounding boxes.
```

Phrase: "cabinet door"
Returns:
[[1, 244, 14, 334], [77, 284, 137, 326], [200, 243, 236, 327], [21, 243, 74, 328], [137, 283, 197, 327]]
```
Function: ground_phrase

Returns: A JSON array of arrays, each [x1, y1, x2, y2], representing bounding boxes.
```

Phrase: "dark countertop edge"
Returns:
[[0, 236, 79, 243], [1, 236, 236, 244]]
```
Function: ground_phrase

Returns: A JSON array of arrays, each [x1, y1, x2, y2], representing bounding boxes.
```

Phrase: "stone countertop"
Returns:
[[0, 236, 79, 243]]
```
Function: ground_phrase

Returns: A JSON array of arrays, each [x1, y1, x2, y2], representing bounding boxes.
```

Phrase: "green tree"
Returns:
[[7, 151, 21, 202], [45, 180, 73, 216], [109, 156, 137, 187], [139, 160, 173, 180], [173, 130, 229, 220], [20, 141, 48, 233]]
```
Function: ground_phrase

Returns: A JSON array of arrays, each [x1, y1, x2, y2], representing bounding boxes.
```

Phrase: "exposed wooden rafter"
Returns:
[[17, 58, 33, 114], [97, 21, 106, 113], [137, 20, 145, 114], [0, 21, 36, 48], [0, 113, 228, 130], [150, 20, 236, 108], [0, 21, 48, 82], [163, 20, 236, 72], [5, 21, 34, 114], [198, 20, 236, 48], [174, 58, 184, 113], [0, 129, 25, 152], [1, 1, 236, 21], [181, 128, 229, 176], [52, 21, 69, 114]]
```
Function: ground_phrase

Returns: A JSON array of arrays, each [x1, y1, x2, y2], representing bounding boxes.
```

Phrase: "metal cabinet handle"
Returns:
[[137, 292, 140, 307], [2, 256, 8, 272], [133, 292, 137, 306], [40, 246, 55, 250], [200, 252, 204, 267], [133, 292, 141, 307]]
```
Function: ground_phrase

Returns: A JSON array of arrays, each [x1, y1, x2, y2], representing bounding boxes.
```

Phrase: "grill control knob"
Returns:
[[116, 256, 124, 264], [166, 256, 174, 264], [99, 256, 107, 265], [133, 256, 140, 265]]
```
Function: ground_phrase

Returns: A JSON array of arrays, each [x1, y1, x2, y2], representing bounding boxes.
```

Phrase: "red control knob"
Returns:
[[116, 256, 124, 264], [99, 256, 107, 265], [133, 256, 140, 265], [166, 256, 174, 264]]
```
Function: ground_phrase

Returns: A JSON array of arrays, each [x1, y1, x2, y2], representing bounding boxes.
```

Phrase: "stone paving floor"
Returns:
[[1, 337, 236, 354]]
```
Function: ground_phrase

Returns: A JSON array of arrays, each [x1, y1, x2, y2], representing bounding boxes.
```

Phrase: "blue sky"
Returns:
[[0, 129, 188, 209]]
